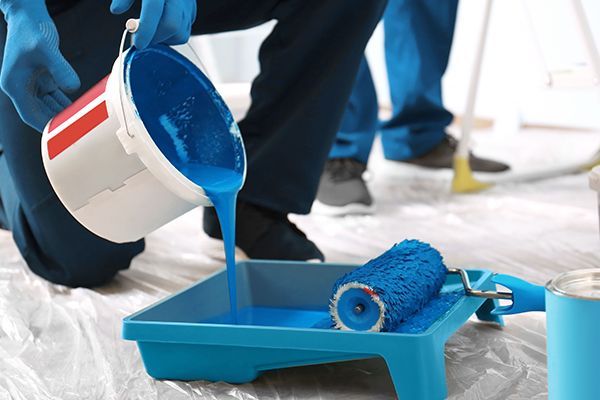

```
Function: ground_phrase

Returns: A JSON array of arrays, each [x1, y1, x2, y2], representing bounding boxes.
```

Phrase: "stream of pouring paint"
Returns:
[[180, 164, 243, 322], [126, 46, 244, 322]]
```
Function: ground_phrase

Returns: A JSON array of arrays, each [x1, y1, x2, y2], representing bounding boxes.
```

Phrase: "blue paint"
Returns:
[[124, 45, 244, 175], [204, 306, 329, 328], [201, 291, 461, 334], [394, 291, 463, 333], [198, 240, 459, 333], [125, 45, 245, 322], [332, 240, 448, 332], [181, 164, 242, 322], [199, 238, 462, 333]]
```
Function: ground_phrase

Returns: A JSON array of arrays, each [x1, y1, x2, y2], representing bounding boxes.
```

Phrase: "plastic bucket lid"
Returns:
[[123, 45, 246, 193]]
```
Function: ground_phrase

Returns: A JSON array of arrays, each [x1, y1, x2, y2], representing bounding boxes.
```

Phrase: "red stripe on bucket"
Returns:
[[48, 75, 109, 133], [47, 101, 109, 160]]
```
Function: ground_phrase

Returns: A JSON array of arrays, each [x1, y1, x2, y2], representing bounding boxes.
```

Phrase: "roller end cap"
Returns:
[[331, 283, 385, 332]]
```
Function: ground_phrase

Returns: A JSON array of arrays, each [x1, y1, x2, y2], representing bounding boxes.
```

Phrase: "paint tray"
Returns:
[[123, 261, 503, 399]]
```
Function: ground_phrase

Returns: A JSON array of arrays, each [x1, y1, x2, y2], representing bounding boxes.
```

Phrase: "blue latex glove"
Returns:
[[0, 1, 80, 132], [110, 0, 197, 49]]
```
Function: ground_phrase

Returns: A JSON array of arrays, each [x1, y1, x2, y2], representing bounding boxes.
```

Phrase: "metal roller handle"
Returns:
[[447, 268, 513, 300], [117, 22, 136, 138]]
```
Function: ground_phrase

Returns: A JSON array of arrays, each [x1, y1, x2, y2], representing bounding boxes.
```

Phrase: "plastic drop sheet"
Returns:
[[1, 128, 599, 399]]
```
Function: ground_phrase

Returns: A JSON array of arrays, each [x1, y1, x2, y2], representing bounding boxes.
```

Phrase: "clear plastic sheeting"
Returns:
[[1, 128, 599, 399]]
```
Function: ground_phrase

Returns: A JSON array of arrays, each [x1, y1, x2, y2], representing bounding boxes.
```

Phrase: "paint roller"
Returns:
[[330, 239, 514, 332]]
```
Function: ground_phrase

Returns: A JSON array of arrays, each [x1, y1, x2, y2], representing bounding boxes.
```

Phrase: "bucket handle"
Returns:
[[116, 19, 211, 139]]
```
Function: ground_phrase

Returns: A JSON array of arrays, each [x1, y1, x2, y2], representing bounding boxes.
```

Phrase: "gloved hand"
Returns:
[[110, 0, 197, 49], [0, 1, 80, 132]]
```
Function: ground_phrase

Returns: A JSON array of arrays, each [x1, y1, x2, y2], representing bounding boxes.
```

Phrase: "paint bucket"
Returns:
[[493, 269, 600, 400], [41, 37, 245, 243], [545, 269, 600, 400]]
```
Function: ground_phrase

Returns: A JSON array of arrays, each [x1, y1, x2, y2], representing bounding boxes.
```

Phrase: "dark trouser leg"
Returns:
[[0, 1, 144, 287], [195, 0, 388, 214], [380, 0, 458, 161]]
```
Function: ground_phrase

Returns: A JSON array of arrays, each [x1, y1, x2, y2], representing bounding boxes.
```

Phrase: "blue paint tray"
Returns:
[[123, 261, 502, 399]]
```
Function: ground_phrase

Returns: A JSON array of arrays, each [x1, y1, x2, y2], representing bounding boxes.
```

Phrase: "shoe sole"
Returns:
[[201, 233, 324, 263], [312, 200, 376, 217]]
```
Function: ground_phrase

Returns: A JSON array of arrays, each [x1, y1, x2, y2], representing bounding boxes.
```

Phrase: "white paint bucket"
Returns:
[[41, 34, 245, 244]]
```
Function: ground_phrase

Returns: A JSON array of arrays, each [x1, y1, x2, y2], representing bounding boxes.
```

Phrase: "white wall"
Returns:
[[443, 0, 600, 129], [194, 0, 600, 130]]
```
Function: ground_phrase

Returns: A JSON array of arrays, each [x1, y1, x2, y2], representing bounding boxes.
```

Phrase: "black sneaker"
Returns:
[[314, 158, 375, 216], [203, 201, 324, 262], [400, 135, 510, 172]]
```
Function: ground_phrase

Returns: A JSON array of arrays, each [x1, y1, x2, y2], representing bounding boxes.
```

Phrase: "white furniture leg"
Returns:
[[452, 0, 494, 192]]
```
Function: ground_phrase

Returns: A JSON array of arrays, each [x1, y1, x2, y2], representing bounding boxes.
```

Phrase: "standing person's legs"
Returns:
[[328, 57, 379, 165], [314, 56, 379, 215], [197, 0, 387, 212], [0, 1, 144, 288], [197, 0, 387, 258], [380, 0, 457, 161]]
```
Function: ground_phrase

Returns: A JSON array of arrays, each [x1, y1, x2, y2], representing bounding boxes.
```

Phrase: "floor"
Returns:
[[1, 127, 599, 399]]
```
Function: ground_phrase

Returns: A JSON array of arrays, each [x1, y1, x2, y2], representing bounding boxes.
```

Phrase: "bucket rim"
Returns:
[[115, 46, 246, 205], [546, 268, 600, 301]]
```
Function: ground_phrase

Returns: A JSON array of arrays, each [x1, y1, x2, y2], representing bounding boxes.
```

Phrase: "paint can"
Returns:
[[545, 269, 600, 400], [41, 31, 245, 243], [489, 268, 600, 399]]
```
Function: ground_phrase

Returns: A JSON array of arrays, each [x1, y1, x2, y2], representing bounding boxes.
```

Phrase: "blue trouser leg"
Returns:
[[380, 0, 458, 161], [0, 2, 144, 287], [328, 57, 379, 164], [0, 149, 12, 231]]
